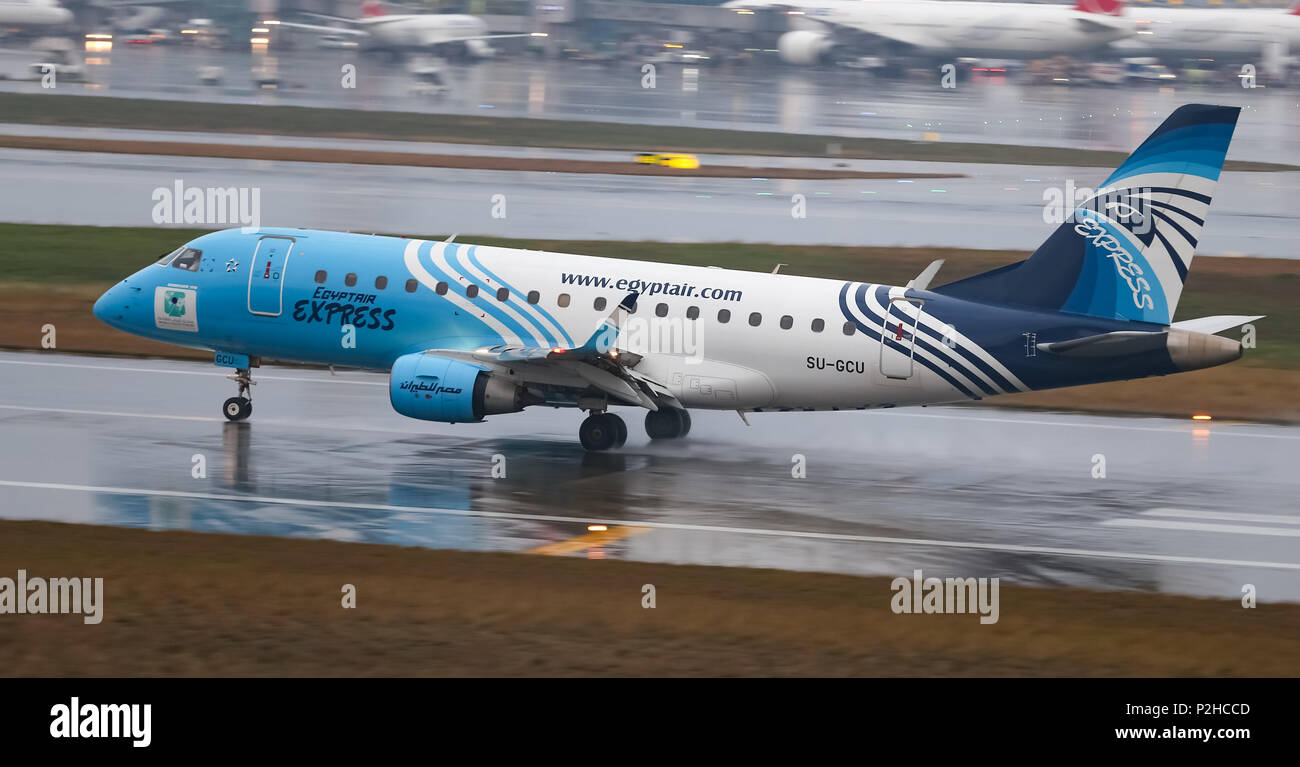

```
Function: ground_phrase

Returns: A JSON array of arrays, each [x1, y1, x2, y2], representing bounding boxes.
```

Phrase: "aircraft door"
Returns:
[[248, 236, 293, 316], [880, 297, 923, 379]]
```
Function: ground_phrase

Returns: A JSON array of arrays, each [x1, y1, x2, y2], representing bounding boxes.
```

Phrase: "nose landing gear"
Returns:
[[222, 367, 255, 422]]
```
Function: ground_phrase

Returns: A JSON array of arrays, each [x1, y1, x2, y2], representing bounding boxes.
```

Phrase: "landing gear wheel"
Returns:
[[579, 413, 619, 451], [608, 413, 628, 447], [223, 397, 252, 422], [223, 366, 256, 422], [645, 408, 688, 440]]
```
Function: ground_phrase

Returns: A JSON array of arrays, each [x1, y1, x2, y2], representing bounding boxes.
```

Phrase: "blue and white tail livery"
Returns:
[[937, 104, 1239, 326], [94, 104, 1261, 450]]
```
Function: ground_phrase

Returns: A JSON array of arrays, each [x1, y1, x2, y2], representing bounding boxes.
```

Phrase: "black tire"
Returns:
[[223, 397, 252, 422], [608, 413, 628, 447], [678, 409, 691, 437], [645, 408, 686, 440], [579, 413, 617, 451]]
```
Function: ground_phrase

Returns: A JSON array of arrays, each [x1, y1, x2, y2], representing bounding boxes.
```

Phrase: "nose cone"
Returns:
[[93, 280, 133, 328]]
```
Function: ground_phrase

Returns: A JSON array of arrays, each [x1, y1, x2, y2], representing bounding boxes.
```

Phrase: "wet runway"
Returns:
[[2, 141, 1296, 256], [2, 350, 1298, 602], [1, 47, 1298, 161]]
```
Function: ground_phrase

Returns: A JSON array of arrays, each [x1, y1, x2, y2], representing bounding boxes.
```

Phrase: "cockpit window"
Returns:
[[154, 246, 185, 266], [172, 248, 202, 272]]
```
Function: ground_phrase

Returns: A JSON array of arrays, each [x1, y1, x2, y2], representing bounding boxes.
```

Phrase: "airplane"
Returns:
[[273, 0, 543, 59], [0, 0, 73, 26], [1115, 1, 1300, 65], [93, 104, 1259, 451], [724, 0, 1132, 64]]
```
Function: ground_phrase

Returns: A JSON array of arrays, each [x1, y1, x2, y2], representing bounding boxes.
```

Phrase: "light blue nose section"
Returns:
[[93, 279, 140, 328]]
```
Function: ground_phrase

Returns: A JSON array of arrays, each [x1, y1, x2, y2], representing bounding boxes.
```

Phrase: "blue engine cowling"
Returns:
[[390, 352, 528, 424]]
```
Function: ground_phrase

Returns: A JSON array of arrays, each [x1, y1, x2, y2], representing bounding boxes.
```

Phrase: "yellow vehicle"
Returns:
[[635, 152, 700, 169]]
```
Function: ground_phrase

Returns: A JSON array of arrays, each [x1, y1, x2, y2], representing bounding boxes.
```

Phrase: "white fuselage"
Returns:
[[741, 0, 1131, 56], [0, 0, 72, 26], [359, 13, 488, 48], [1119, 7, 1300, 57]]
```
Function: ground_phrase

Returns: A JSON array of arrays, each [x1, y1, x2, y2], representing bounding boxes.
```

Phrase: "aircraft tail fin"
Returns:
[[361, 0, 386, 18], [934, 104, 1240, 326], [1073, 0, 1125, 16]]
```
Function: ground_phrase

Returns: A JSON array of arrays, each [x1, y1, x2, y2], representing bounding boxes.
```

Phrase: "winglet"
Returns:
[[567, 291, 639, 357]]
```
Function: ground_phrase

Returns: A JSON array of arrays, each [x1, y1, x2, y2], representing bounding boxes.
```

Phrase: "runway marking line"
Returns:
[[3, 479, 1299, 572], [529, 526, 651, 556], [1101, 507, 1300, 538]]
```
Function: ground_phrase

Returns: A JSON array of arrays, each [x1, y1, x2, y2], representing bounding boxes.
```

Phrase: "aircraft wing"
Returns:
[[273, 21, 368, 36], [301, 12, 359, 24], [423, 291, 680, 411]]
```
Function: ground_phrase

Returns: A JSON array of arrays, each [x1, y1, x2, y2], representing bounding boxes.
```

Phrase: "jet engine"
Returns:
[[777, 30, 834, 64], [389, 352, 531, 423]]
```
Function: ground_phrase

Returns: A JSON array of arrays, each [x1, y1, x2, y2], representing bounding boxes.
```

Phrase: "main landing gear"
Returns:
[[645, 407, 691, 441], [577, 407, 692, 451], [222, 367, 255, 422], [579, 411, 627, 452]]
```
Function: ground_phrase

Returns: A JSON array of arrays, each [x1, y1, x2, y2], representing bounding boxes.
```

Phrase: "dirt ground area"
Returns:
[[2, 520, 1295, 677]]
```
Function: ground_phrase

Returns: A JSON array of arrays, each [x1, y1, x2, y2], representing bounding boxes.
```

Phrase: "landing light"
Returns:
[[1192, 414, 1212, 421], [587, 524, 608, 532], [551, 347, 565, 354]]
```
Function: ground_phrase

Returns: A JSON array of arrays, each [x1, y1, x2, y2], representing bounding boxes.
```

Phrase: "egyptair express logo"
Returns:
[[163, 291, 187, 317]]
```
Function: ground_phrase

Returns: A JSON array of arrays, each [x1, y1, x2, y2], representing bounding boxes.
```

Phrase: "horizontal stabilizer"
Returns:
[[1170, 315, 1263, 335]]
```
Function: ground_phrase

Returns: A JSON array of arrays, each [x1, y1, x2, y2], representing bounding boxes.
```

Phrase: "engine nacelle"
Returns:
[[389, 352, 527, 424], [777, 30, 834, 65]]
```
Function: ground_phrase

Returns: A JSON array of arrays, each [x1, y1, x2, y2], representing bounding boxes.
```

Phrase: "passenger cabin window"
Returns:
[[749, 312, 762, 327], [842, 321, 856, 336], [405, 278, 419, 293], [558, 293, 571, 308], [686, 306, 699, 320], [780, 315, 793, 330], [527, 290, 540, 305], [811, 318, 825, 333], [656, 303, 668, 318], [465, 284, 479, 299], [435, 282, 448, 295], [593, 297, 607, 311], [172, 248, 202, 272], [496, 287, 509, 302], [315, 270, 328, 284], [344, 273, 357, 287], [375, 276, 388, 290], [717, 309, 731, 323]]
